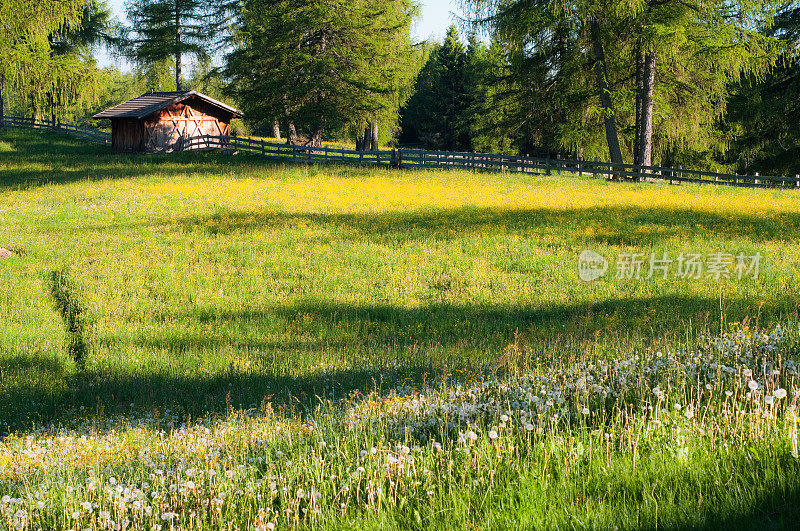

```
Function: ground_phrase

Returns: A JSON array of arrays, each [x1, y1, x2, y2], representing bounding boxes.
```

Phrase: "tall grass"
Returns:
[[1, 128, 800, 529], [48, 269, 89, 368]]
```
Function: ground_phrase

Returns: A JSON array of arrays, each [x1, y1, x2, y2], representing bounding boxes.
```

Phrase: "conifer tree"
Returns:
[[226, 0, 415, 147], [0, 0, 88, 123], [467, 39, 515, 154], [724, 6, 800, 174], [399, 26, 472, 151], [45, 1, 116, 123], [124, 0, 215, 90], [466, 0, 781, 167]]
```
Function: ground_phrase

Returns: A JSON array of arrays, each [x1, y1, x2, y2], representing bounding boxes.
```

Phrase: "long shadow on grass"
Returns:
[[4, 294, 797, 436], [0, 129, 365, 191], [0, 352, 438, 436], [698, 488, 800, 531], [178, 205, 800, 246], [139, 295, 799, 355]]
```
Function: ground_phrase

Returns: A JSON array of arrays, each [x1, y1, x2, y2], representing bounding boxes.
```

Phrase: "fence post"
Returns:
[[796, 174, 799, 188], [754, 172, 759, 186], [556, 154, 561, 175], [546, 155, 551, 176]]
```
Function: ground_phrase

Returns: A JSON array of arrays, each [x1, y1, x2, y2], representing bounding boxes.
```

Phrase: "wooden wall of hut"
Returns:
[[142, 99, 232, 153], [111, 118, 145, 153]]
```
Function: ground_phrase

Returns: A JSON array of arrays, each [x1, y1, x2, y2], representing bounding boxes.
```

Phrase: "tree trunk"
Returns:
[[50, 92, 57, 125], [634, 46, 644, 166], [175, 5, 182, 91], [1, 74, 6, 127], [637, 51, 656, 173], [282, 95, 297, 144], [287, 122, 298, 144], [363, 122, 371, 151], [371, 121, 379, 151], [311, 127, 323, 148], [590, 21, 625, 175], [272, 119, 281, 140]]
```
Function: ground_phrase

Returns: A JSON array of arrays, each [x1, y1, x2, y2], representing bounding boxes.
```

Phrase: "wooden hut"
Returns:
[[92, 91, 242, 153]]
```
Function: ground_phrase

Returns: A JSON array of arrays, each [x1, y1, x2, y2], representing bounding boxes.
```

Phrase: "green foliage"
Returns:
[[723, 7, 800, 175], [225, 0, 416, 146], [2, 131, 800, 528], [123, 0, 217, 90], [1, 1, 118, 125], [0, 0, 102, 123], [400, 26, 473, 150], [465, 0, 783, 165], [465, 40, 516, 154]]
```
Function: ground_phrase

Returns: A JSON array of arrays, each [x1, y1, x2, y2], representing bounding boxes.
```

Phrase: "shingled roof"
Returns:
[[92, 90, 242, 120]]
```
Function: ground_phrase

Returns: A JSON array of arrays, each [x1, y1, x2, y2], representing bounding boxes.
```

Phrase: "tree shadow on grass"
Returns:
[[0, 128, 362, 191], [0, 351, 435, 436], [0, 129, 258, 191], [177, 205, 800, 247], [691, 489, 800, 531], [3, 294, 797, 436], [635, 451, 800, 531], [152, 294, 796, 354]]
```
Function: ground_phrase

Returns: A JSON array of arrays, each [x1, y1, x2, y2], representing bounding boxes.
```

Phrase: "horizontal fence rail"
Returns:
[[3, 116, 797, 190], [182, 134, 394, 167], [2, 115, 111, 145]]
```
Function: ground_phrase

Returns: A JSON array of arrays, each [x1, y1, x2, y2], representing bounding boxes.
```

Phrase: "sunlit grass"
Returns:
[[1, 128, 800, 529]]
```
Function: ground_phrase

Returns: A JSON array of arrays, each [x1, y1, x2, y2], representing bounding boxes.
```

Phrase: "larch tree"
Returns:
[[465, 0, 782, 169], [0, 0, 88, 124], [124, 0, 216, 91], [724, 5, 800, 175], [225, 0, 416, 147], [44, 0, 117, 123]]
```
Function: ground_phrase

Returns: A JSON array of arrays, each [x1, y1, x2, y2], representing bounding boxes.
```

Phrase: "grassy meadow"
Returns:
[[2, 128, 800, 529]]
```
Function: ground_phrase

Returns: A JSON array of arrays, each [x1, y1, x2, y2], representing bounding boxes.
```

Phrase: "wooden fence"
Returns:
[[183, 134, 394, 166], [3, 115, 798, 190], [2, 116, 111, 145]]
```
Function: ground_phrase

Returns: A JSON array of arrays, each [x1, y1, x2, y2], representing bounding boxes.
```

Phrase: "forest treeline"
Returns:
[[2, 0, 800, 174]]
